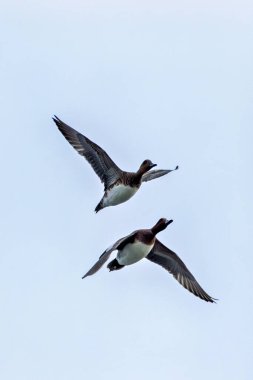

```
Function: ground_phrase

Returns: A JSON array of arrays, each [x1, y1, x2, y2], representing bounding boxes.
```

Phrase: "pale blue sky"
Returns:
[[1, 1, 253, 379]]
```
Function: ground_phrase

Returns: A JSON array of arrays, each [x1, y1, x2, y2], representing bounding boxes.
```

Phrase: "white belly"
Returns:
[[117, 241, 154, 266], [103, 184, 138, 207]]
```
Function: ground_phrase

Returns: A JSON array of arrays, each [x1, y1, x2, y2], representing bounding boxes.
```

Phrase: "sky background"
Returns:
[[1, 1, 253, 379]]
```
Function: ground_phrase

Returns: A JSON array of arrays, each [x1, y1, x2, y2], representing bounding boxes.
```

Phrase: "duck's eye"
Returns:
[[143, 160, 148, 165]]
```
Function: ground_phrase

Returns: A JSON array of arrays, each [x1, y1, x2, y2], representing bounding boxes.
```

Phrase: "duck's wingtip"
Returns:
[[52, 115, 60, 124]]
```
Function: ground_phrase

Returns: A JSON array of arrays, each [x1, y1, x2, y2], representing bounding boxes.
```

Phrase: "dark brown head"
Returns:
[[138, 159, 157, 174], [151, 218, 173, 235]]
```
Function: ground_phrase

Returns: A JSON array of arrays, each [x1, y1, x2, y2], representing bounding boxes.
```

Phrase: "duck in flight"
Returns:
[[53, 116, 178, 212], [82, 218, 216, 303]]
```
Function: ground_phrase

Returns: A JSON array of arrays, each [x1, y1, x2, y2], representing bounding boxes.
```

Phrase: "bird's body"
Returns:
[[53, 116, 178, 212], [117, 237, 155, 265], [82, 218, 216, 303], [96, 183, 139, 211]]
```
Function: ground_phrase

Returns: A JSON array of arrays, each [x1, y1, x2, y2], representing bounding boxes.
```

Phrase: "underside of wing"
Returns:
[[82, 231, 137, 279], [53, 116, 122, 189], [82, 249, 113, 279], [141, 166, 178, 182], [146, 239, 216, 303]]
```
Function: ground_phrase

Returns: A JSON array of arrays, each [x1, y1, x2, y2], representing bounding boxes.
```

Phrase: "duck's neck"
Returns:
[[136, 165, 147, 179], [151, 221, 165, 236]]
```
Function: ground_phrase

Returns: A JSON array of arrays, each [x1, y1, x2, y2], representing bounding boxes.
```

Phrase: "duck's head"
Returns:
[[139, 159, 157, 174], [151, 218, 173, 235]]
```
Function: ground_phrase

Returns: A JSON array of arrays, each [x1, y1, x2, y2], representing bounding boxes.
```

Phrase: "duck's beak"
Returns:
[[150, 163, 157, 169]]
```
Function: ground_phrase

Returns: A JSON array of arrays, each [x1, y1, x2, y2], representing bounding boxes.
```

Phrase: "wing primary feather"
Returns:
[[53, 116, 122, 189], [146, 239, 216, 303]]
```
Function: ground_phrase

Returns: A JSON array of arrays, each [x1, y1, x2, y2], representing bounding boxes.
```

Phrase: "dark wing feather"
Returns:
[[82, 231, 137, 279], [53, 116, 122, 189], [146, 239, 216, 303], [142, 166, 178, 183]]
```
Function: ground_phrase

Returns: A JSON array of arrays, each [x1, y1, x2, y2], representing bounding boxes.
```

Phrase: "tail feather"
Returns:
[[107, 259, 124, 272], [95, 200, 103, 213]]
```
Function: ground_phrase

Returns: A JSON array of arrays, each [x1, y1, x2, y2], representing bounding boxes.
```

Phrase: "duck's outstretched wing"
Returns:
[[141, 166, 178, 182], [82, 231, 137, 279], [146, 239, 216, 303], [53, 116, 122, 190]]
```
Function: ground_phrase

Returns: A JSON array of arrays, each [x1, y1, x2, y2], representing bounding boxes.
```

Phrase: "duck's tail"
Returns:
[[95, 199, 103, 213], [107, 259, 124, 272]]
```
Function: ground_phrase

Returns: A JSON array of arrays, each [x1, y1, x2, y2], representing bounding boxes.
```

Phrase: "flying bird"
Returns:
[[82, 218, 216, 303], [53, 116, 178, 212]]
